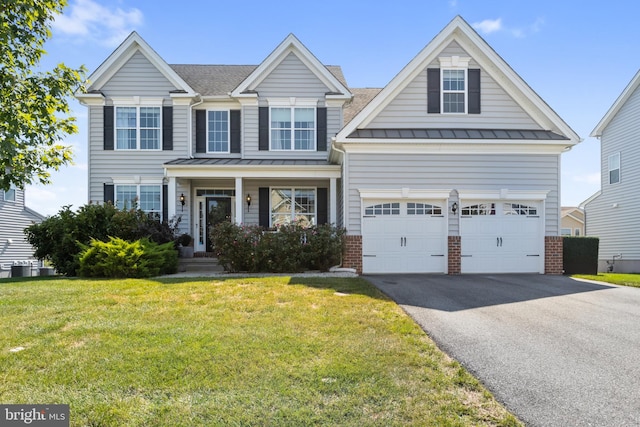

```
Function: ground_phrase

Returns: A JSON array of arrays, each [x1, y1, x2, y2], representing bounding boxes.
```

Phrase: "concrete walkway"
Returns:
[[365, 274, 640, 427]]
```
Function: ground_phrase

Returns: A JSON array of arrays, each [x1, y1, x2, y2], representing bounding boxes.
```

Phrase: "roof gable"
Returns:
[[336, 16, 580, 144], [80, 32, 195, 95], [231, 34, 351, 99], [591, 69, 640, 137]]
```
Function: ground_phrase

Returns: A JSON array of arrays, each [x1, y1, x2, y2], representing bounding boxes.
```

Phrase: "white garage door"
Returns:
[[362, 201, 447, 274], [460, 201, 543, 273]]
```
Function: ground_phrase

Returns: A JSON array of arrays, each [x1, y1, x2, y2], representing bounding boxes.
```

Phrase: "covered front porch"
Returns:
[[164, 159, 341, 253]]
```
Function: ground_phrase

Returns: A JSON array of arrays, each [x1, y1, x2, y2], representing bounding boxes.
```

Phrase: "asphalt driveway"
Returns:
[[364, 274, 640, 427]]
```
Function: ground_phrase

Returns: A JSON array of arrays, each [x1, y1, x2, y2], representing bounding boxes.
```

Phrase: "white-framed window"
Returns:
[[207, 110, 229, 153], [115, 184, 162, 220], [503, 203, 537, 216], [608, 152, 620, 184], [407, 203, 442, 215], [561, 228, 572, 236], [3, 185, 16, 202], [364, 203, 400, 216], [461, 203, 495, 216], [442, 69, 466, 113], [271, 188, 316, 227], [575, 229, 581, 236], [115, 106, 161, 150], [270, 107, 315, 151]]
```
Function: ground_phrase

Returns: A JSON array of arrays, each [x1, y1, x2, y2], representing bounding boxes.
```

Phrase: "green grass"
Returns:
[[573, 273, 640, 288], [0, 276, 520, 426]]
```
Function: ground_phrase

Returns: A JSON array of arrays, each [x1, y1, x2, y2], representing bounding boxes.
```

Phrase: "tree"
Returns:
[[0, 0, 86, 191]]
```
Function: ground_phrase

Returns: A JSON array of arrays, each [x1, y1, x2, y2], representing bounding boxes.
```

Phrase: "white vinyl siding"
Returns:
[[101, 51, 178, 97], [345, 153, 560, 236], [0, 188, 43, 266], [255, 52, 331, 99]]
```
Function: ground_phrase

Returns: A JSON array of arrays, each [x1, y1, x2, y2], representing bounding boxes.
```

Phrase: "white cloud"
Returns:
[[573, 173, 601, 184], [52, 0, 143, 47], [449, 0, 458, 7], [472, 18, 503, 35]]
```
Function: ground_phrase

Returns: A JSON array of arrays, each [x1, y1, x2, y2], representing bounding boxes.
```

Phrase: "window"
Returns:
[[115, 106, 161, 150], [407, 203, 442, 215], [442, 69, 466, 113], [364, 203, 400, 216], [461, 203, 495, 216], [271, 188, 316, 227], [575, 229, 581, 236], [115, 184, 161, 219], [271, 108, 315, 150], [561, 228, 572, 236], [207, 110, 229, 152], [503, 203, 537, 216], [609, 152, 620, 184], [3, 186, 16, 202]]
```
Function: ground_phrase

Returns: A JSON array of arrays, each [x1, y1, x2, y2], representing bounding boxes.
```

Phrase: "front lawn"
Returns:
[[0, 276, 520, 426], [573, 273, 640, 288]]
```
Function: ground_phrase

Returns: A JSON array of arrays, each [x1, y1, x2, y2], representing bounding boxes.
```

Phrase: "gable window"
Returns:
[[115, 184, 161, 220], [609, 152, 620, 184], [442, 69, 466, 113], [271, 108, 315, 151], [207, 110, 229, 153], [271, 188, 316, 227], [115, 106, 161, 150], [3, 185, 16, 202]]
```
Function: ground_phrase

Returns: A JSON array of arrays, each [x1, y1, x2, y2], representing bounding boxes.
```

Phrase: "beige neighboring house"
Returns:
[[561, 207, 584, 236]]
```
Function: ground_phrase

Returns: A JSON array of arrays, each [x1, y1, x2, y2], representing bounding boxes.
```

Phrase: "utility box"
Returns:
[[11, 265, 31, 277]]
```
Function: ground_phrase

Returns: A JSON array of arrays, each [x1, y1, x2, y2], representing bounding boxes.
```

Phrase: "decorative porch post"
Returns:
[[235, 177, 243, 224], [167, 177, 177, 220], [330, 177, 337, 224]]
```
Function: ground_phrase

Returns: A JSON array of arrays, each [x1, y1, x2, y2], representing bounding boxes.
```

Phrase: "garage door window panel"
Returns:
[[364, 203, 400, 216], [461, 203, 495, 216], [407, 202, 442, 215], [504, 203, 537, 216]]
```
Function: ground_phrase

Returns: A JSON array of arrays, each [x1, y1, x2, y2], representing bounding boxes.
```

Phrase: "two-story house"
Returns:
[[0, 187, 45, 277], [584, 69, 640, 272], [76, 16, 579, 275]]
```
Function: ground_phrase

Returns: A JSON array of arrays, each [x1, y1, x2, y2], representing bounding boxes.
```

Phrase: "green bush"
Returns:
[[78, 237, 178, 278], [563, 236, 599, 275], [25, 203, 179, 276], [210, 222, 345, 273]]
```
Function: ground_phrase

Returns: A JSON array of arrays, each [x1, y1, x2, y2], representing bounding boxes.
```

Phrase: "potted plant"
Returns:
[[177, 233, 194, 258]]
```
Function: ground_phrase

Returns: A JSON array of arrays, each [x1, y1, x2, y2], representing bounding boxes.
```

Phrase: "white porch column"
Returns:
[[167, 177, 177, 220], [329, 177, 337, 225], [235, 177, 243, 224]]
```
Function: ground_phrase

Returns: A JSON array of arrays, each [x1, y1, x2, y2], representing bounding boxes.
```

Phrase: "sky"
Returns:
[[23, 0, 640, 216]]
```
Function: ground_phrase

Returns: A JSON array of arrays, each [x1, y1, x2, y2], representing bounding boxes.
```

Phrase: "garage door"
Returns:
[[362, 201, 446, 274], [460, 201, 543, 273]]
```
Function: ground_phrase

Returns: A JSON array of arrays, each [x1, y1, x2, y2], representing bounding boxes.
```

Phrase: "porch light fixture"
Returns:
[[451, 202, 458, 214], [246, 194, 252, 211], [180, 193, 185, 211]]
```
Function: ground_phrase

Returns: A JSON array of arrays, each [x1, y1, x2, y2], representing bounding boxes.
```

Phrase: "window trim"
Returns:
[[112, 97, 163, 151], [608, 152, 620, 184], [113, 182, 163, 219], [206, 109, 230, 154], [438, 56, 470, 115], [3, 185, 16, 202], [270, 187, 317, 227], [268, 103, 317, 152]]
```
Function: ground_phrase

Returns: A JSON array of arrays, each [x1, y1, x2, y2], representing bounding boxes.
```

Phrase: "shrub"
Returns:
[[78, 237, 178, 278], [25, 203, 180, 276], [210, 222, 345, 273], [563, 236, 599, 275]]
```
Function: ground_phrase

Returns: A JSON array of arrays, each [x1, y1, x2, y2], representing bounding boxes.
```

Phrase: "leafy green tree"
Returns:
[[0, 0, 86, 190]]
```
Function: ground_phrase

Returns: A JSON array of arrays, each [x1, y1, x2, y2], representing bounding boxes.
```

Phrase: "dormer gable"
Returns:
[[591, 69, 640, 137], [231, 34, 351, 101]]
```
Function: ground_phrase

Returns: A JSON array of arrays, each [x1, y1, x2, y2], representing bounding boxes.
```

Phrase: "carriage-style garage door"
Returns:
[[460, 201, 543, 273], [362, 200, 447, 274]]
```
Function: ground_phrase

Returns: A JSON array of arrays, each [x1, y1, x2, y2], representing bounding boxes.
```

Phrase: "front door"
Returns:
[[205, 197, 232, 252]]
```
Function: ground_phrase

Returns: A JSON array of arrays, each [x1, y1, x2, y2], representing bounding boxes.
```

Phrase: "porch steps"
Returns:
[[178, 257, 225, 274]]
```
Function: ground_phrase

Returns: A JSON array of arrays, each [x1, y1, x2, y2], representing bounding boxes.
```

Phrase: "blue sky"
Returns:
[[25, 0, 640, 215]]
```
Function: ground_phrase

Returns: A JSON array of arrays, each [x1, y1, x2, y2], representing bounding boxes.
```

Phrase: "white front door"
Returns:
[[460, 201, 543, 273], [362, 201, 447, 274]]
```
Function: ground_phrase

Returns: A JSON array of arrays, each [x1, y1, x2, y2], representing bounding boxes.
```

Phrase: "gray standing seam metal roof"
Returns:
[[164, 158, 335, 167], [347, 128, 569, 140], [169, 64, 349, 97]]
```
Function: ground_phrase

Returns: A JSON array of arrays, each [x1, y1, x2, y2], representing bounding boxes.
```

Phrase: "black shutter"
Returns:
[[468, 69, 481, 114], [162, 184, 168, 222], [427, 68, 441, 114], [258, 107, 269, 151], [104, 184, 114, 204], [162, 106, 173, 150], [230, 110, 241, 153], [317, 188, 328, 225], [195, 110, 206, 153], [316, 107, 327, 151], [259, 187, 269, 228], [103, 106, 114, 150]]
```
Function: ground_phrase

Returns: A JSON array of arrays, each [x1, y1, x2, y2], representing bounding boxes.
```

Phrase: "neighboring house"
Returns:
[[76, 16, 579, 275], [0, 186, 45, 278], [584, 69, 640, 272], [561, 207, 584, 236]]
